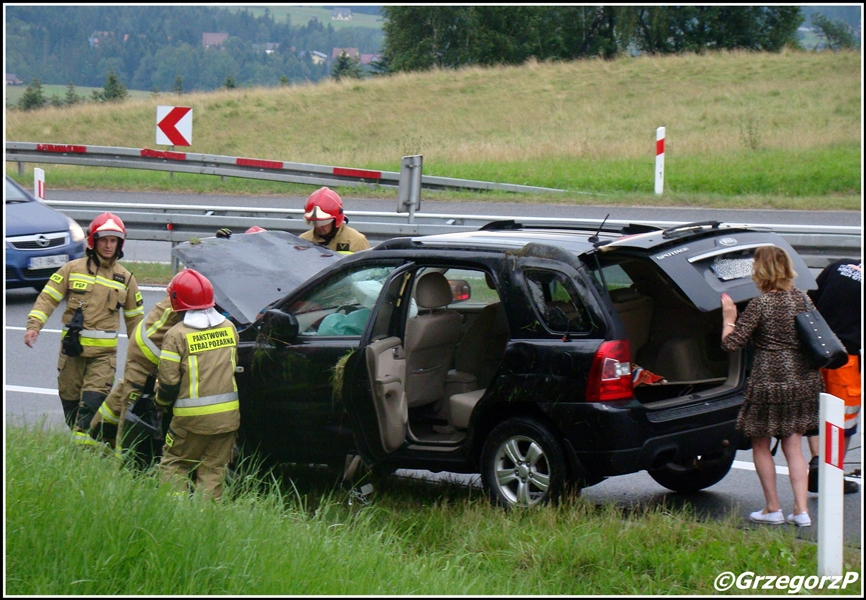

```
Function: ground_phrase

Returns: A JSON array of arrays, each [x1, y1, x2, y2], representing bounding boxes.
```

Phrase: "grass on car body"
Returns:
[[5, 425, 861, 596]]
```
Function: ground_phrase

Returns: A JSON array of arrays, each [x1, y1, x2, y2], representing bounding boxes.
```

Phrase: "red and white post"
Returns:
[[34, 167, 45, 201], [654, 127, 665, 195], [818, 392, 844, 576]]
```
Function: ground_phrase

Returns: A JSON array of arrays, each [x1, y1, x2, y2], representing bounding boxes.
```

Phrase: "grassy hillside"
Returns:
[[4, 84, 153, 109], [5, 50, 861, 209]]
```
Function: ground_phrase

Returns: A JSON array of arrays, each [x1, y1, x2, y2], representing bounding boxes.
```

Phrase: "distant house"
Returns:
[[331, 8, 352, 21], [360, 53, 383, 66], [331, 47, 360, 60], [308, 51, 328, 65], [202, 32, 229, 49], [253, 42, 280, 54], [6, 73, 24, 86]]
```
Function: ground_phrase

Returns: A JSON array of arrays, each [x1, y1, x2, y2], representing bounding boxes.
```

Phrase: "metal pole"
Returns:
[[409, 155, 422, 225], [655, 127, 665, 195], [817, 392, 845, 576]]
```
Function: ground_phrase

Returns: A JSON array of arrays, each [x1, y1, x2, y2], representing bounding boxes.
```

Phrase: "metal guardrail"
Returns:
[[43, 199, 861, 269], [6, 141, 565, 195]]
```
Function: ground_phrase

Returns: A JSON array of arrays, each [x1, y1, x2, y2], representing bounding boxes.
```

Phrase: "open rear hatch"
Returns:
[[587, 221, 817, 406]]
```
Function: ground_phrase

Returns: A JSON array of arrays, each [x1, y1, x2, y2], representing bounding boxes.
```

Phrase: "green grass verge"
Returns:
[[6, 425, 862, 595], [123, 261, 175, 285]]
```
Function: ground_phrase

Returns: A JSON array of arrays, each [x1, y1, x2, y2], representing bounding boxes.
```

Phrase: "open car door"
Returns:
[[344, 263, 417, 464]]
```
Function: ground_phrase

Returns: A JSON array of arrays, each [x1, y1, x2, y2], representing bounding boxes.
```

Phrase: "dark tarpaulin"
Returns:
[[171, 231, 342, 326]]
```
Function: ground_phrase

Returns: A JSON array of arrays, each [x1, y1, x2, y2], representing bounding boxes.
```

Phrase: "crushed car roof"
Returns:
[[171, 231, 342, 326]]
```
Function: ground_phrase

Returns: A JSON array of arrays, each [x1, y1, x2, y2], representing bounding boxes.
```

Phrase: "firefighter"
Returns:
[[88, 294, 182, 467], [155, 269, 240, 500], [24, 212, 144, 443], [299, 187, 370, 253]]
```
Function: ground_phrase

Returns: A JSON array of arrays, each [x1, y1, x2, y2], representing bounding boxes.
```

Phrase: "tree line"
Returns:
[[6, 6, 382, 92], [10, 6, 859, 111], [380, 6, 857, 72]]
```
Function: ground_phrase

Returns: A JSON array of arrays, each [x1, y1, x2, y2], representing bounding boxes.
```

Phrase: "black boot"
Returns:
[[60, 399, 79, 430], [77, 391, 106, 431], [808, 456, 819, 493]]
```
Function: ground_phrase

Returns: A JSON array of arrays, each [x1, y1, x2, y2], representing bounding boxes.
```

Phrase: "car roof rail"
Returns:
[[661, 220, 723, 239], [480, 219, 524, 231], [481, 219, 662, 237], [373, 237, 415, 251]]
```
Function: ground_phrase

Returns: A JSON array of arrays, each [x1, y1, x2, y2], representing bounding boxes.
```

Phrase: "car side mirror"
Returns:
[[449, 279, 471, 303], [258, 308, 299, 344]]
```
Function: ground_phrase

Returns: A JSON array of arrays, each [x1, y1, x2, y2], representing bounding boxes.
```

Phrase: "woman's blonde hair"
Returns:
[[752, 245, 797, 293]]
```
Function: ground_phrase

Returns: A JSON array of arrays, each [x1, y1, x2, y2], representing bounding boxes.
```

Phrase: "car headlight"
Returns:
[[68, 217, 86, 243]]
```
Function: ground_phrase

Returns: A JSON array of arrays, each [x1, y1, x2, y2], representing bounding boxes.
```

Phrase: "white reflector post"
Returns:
[[818, 392, 845, 577], [34, 167, 45, 200], [654, 127, 665, 195]]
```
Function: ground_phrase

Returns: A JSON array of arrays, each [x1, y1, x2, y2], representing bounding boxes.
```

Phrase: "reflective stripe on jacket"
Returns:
[[26, 255, 144, 357], [156, 316, 240, 435]]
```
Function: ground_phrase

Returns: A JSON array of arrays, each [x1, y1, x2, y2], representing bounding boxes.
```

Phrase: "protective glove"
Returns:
[[216, 228, 232, 239]]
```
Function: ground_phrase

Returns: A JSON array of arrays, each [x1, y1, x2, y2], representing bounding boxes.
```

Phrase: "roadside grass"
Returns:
[[5, 49, 860, 209], [123, 261, 174, 284], [6, 425, 862, 595]]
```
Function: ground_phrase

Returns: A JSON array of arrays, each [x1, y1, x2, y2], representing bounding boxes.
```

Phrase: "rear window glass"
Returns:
[[523, 269, 592, 334], [710, 257, 754, 281]]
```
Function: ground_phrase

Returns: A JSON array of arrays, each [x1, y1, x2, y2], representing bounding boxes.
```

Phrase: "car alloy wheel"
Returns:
[[481, 417, 567, 508]]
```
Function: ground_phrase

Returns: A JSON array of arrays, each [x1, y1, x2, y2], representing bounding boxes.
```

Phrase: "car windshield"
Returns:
[[5, 178, 32, 203]]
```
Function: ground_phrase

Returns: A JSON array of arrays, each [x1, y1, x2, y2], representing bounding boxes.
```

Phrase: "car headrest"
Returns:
[[415, 272, 452, 309]]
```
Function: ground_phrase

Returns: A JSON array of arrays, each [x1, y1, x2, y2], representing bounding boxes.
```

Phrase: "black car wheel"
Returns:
[[648, 450, 736, 493], [481, 417, 567, 508]]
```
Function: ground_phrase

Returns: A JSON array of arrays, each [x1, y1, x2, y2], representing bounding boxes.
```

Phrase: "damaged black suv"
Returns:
[[173, 220, 816, 508]]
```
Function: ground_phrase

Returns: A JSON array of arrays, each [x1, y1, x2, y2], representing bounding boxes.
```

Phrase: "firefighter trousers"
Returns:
[[158, 425, 237, 501]]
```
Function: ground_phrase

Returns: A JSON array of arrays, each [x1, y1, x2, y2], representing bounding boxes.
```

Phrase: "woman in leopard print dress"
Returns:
[[721, 246, 822, 527]]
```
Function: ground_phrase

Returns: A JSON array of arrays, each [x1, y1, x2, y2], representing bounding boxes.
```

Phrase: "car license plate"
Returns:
[[28, 254, 68, 270]]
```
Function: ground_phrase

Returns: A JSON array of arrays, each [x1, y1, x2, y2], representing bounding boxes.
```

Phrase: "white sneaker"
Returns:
[[750, 509, 785, 524], [786, 512, 811, 527]]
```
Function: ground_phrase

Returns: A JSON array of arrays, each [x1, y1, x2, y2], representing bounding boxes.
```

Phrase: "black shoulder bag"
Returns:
[[794, 292, 847, 370]]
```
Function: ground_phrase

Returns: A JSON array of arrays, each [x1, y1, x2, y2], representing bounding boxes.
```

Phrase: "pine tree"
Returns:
[[225, 74, 237, 89], [18, 79, 46, 111], [102, 70, 128, 102], [65, 82, 80, 106], [173, 75, 184, 95], [331, 51, 363, 81]]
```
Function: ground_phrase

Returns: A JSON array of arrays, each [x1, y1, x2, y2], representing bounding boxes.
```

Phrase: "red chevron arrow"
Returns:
[[157, 106, 192, 146]]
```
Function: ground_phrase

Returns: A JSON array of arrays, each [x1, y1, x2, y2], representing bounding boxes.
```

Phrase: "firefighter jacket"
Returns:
[[299, 224, 370, 254], [155, 314, 240, 436], [98, 296, 182, 425], [27, 254, 144, 358]]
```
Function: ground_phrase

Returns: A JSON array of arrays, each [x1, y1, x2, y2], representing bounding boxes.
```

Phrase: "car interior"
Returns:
[[599, 258, 740, 405], [365, 266, 509, 447]]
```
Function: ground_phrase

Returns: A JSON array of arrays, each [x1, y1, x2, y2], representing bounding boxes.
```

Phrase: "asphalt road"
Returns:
[[45, 189, 863, 264], [5, 285, 862, 549]]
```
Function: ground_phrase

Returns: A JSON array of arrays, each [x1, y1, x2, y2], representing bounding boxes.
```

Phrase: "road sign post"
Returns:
[[817, 392, 845, 577], [34, 167, 45, 201], [397, 155, 423, 223], [655, 126, 665, 195], [156, 106, 192, 180]]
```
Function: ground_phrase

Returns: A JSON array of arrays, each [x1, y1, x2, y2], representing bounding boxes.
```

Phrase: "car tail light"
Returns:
[[586, 340, 633, 402]]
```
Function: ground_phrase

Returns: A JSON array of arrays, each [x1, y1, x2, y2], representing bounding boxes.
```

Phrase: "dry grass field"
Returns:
[[5, 49, 861, 207]]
